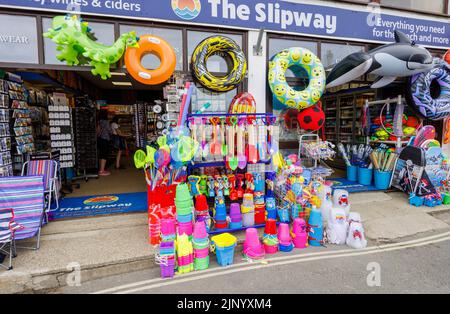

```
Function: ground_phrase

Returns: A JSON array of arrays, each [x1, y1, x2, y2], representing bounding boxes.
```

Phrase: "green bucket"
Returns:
[[194, 257, 210, 271], [443, 193, 450, 205]]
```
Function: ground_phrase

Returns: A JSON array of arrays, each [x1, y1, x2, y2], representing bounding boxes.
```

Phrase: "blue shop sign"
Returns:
[[0, 0, 449, 49]]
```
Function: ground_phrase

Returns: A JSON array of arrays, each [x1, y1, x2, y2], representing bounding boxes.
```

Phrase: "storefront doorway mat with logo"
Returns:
[[330, 178, 385, 193], [49, 192, 147, 220]]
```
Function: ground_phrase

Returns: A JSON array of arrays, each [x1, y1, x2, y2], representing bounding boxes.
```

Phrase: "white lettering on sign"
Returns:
[[0, 35, 30, 44], [208, 0, 337, 34]]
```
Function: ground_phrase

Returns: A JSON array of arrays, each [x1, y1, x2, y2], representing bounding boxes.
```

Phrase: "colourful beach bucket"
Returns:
[[358, 167, 373, 186], [374, 170, 392, 190], [347, 165, 358, 182]]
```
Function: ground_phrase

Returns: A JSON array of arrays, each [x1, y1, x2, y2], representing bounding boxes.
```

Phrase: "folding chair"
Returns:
[[0, 208, 23, 270], [22, 160, 59, 221], [0, 176, 45, 251]]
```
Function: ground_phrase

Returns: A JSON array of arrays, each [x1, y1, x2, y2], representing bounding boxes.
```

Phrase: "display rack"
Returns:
[[133, 102, 147, 148], [8, 74, 35, 174], [28, 88, 50, 152], [73, 100, 98, 182], [186, 112, 277, 235], [0, 78, 12, 177], [48, 93, 75, 169]]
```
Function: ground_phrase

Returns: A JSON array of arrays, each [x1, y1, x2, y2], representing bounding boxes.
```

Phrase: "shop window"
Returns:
[[380, 0, 445, 14], [0, 14, 39, 64], [321, 43, 365, 70], [187, 31, 243, 72], [190, 85, 238, 113], [119, 25, 183, 71], [43, 18, 115, 65]]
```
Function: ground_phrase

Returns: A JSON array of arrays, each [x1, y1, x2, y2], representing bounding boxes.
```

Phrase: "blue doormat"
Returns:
[[50, 192, 147, 220], [329, 178, 384, 193]]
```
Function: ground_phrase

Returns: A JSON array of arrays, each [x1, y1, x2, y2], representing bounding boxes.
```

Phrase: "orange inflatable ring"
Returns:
[[125, 35, 176, 85]]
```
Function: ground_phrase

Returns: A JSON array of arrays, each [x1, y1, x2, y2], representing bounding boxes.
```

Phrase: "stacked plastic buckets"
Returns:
[[254, 174, 266, 225], [278, 223, 294, 252], [176, 184, 194, 237], [241, 194, 255, 227], [243, 228, 265, 260], [263, 219, 279, 254], [308, 208, 324, 247], [229, 203, 243, 229], [292, 218, 308, 249], [214, 196, 228, 230], [211, 233, 237, 267], [254, 192, 266, 225], [192, 221, 210, 271], [266, 197, 277, 220], [176, 234, 194, 274], [195, 194, 209, 219], [159, 218, 176, 278]]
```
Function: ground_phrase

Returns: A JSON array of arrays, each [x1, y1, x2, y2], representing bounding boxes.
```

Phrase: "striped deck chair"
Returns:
[[0, 176, 45, 251], [0, 208, 23, 270], [22, 160, 59, 220]]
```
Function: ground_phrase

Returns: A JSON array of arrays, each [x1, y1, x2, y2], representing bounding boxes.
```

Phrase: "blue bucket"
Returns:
[[229, 221, 243, 230], [177, 213, 193, 223], [347, 165, 358, 182], [267, 209, 277, 220], [215, 244, 236, 267], [358, 167, 373, 186], [277, 206, 290, 223], [374, 170, 392, 190]]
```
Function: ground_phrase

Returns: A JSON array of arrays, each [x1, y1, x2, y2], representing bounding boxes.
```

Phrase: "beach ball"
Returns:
[[297, 105, 325, 132]]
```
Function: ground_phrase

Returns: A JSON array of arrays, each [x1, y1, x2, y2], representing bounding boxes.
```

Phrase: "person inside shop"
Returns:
[[97, 109, 112, 176], [111, 116, 127, 170]]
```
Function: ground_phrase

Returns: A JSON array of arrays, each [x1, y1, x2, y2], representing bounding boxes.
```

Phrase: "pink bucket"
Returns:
[[264, 244, 278, 254], [194, 247, 210, 259], [160, 218, 176, 236], [293, 235, 307, 249], [178, 221, 193, 236], [178, 254, 194, 266]]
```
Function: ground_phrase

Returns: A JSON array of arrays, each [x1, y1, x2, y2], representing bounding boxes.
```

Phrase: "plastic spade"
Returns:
[[221, 119, 228, 157], [209, 117, 222, 157], [237, 120, 247, 169], [247, 121, 258, 164], [226, 117, 238, 170]]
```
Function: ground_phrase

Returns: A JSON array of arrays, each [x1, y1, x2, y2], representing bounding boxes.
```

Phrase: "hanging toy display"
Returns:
[[44, 15, 139, 80], [191, 36, 247, 92], [268, 47, 326, 110], [125, 35, 177, 85], [327, 31, 434, 89], [407, 61, 450, 121], [297, 104, 325, 132]]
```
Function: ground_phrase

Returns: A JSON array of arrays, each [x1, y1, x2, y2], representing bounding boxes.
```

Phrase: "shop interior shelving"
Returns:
[[322, 88, 375, 168]]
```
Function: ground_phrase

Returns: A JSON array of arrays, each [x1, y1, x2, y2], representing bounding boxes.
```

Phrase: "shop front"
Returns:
[[1, 0, 450, 275]]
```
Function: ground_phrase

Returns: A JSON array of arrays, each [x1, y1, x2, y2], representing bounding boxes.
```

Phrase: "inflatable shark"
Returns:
[[327, 31, 434, 89]]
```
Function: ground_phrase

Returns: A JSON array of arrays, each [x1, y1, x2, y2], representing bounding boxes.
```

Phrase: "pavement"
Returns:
[[1, 191, 449, 294], [59, 230, 450, 294]]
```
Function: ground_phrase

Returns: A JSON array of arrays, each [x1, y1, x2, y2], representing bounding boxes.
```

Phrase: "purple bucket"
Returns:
[[160, 259, 175, 278]]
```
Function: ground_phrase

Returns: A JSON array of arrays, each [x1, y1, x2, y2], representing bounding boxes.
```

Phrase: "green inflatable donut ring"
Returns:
[[268, 48, 326, 110]]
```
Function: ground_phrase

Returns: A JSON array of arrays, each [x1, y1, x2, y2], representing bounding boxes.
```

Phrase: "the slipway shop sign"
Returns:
[[0, 0, 449, 48]]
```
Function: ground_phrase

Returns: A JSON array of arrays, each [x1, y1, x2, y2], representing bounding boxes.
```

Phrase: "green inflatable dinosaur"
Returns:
[[44, 15, 139, 80]]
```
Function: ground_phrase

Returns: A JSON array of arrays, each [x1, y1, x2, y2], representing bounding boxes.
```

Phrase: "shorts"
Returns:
[[98, 138, 110, 160], [112, 135, 126, 150]]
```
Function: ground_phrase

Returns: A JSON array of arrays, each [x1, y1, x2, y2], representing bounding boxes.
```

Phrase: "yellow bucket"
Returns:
[[211, 233, 237, 248]]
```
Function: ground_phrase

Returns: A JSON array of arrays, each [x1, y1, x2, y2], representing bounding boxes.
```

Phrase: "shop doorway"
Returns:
[[6, 68, 181, 218]]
